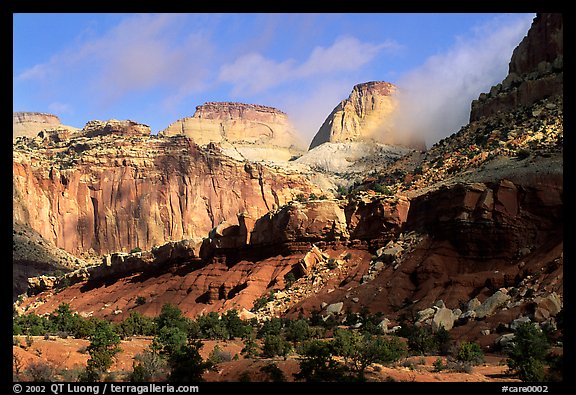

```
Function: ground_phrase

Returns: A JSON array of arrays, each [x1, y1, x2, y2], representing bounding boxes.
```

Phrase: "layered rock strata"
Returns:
[[13, 123, 326, 256], [160, 102, 305, 161], [309, 81, 424, 150], [13, 112, 78, 140], [470, 13, 563, 121]]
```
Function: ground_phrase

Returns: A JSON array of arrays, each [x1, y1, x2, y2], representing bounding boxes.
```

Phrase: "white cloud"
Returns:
[[219, 35, 399, 95], [48, 101, 72, 115], [392, 14, 535, 147], [16, 14, 215, 109]]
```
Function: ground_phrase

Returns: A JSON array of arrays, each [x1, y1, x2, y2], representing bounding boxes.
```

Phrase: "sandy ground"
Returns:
[[13, 336, 520, 383]]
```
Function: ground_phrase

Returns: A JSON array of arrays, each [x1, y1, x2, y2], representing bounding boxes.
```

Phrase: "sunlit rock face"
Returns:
[[13, 112, 79, 140], [470, 13, 563, 122], [309, 81, 425, 151], [160, 102, 306, 161], [13, 124, 326, 256]]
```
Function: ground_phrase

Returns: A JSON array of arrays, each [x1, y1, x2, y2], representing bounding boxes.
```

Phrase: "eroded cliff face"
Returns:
[[13, 122, 327, 256], [13, 112, 78, 140], [309, 81, 424, 150], [160, 102, 306, 161], [470, 13, 563, 122]]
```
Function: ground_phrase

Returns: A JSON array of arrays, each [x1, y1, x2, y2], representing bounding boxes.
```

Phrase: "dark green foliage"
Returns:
[[435, 326, 452, 355], [334, 332, 406, 380], [261, 334, 292, 358], [455, 341, 484, 365], [168, 339, 213, 382], [336, 185, 349, 198], [153, 327, 188, 356], [197, 312, 229, 340], [13, 313, 53, 336], [221, 309, 251, 339], [284, 272, 297, 289], [260, 362, 286, 382], [285, 319, 311, 343], [155, 304, 190, 334], [257, 317, 283, 339], [25, 361, 55, 382], [115, 312, 156, 339], [309, 193, 318, 200], [135, 296, 147, 306], [400, 324, 439, 355], [49, 303, 83, 337], [319, 194, 328, 200], [372, 183, 393, 195], [252, 291, 275, 312], [294, 339, 346, 382], [130, 247, 142, 254], [295, 193, 307, 202], [516, 148, 531, 160], [83, 320, 122, 381], [507, 322, 551, 382], [241, 336, 260, 358], [208, 345, 233, 364]]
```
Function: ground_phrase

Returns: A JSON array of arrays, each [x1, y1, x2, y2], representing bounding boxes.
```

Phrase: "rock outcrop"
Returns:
[[470, 13, 563, 122], [13, 126, 327, 256], [160, 102, 305, 161], [309, 81, 424, 150], [13, 112, 78, 140]]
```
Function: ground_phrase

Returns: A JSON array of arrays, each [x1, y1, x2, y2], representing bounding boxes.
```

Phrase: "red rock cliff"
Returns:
[[13, 127, 326, 256]]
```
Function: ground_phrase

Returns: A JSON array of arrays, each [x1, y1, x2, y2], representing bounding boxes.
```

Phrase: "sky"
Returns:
[[13, 13, 535, 147]]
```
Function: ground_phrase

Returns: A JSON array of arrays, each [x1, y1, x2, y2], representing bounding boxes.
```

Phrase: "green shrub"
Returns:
[[285, 319, 311, 343], [260, 362, 286, 382], [197, 312, 229, 340], [135, 296, 147, 306], [294, 339, 346, 382], [130, 247, 142, 254], [223, 310, 251, 339], [241, 336, 259, 358], [507, 322, 550, 382], [155, 304, 190, 334], [516, 148, 530, 160], [455, 341, 484, 365], [83, 320, 122, 381], [261, 334, 292, 359]]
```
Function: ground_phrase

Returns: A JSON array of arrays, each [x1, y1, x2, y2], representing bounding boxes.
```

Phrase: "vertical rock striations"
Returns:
[[13, 121, 326, 256], [470, 13, 563, 122], [309, 81, 424, 150]]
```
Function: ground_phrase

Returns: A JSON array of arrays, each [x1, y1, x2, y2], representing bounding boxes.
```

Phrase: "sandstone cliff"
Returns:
[[13, 112, 79, 140], [13, 122, 327, 257], [309, 81, 424, 150], [160, 102, 306, 162], [470, 13, 562, 122], [14, 13, 563, 353]]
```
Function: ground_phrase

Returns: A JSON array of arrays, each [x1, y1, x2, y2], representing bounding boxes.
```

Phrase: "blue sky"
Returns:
[[13, 13, 535, 146]]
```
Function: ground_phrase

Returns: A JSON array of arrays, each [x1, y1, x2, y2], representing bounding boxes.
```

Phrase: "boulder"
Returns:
[[432, 307, 456, 332], [326, 302, 344, 315], [533, 292, 562, 321], [417, 308, 436, 323], [510, 316, 531, 331], [474, 291, 511, 319]]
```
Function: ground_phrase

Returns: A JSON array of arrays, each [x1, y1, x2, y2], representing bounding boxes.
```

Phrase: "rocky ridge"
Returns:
[[160, 102, 305, 162], [13, 13, 563, 359], [309, 81, 425, 150], [13, 112, 79, 141], [13, 120, 327, 258]]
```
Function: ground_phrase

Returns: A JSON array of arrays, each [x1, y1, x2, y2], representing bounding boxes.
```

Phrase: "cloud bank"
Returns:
[[392, 14, 534, 148], [219, 36, 399, 95]]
